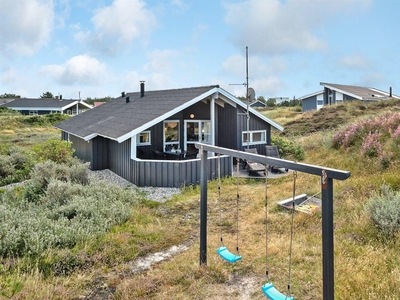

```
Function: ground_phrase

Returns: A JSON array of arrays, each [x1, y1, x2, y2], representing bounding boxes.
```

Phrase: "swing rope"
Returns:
[[287, 171, 297, 298], [216, 155, 242, 263], [236, 157, 240, 255], [262, 170, 296, 300], [264, 164, 270, 282]]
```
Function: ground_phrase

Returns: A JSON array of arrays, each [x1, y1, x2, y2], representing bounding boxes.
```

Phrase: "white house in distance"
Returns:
[[299, 82, 399, 112]]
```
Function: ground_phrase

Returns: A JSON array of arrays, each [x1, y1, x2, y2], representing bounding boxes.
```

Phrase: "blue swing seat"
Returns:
[[217, 246, 242, 263], [262, 282, 294, 300]]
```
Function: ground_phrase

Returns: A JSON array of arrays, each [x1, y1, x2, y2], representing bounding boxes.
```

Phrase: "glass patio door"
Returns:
[[184, 120, 211, 152]]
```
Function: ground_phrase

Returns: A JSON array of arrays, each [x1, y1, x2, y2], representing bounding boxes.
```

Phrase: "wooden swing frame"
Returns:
[[196, 143, 350, 300]]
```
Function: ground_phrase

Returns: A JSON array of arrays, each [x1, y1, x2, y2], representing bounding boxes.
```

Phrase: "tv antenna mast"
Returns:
[[230, 46, 255, 149]]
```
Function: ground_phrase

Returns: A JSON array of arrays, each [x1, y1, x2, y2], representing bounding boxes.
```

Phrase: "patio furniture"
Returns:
[[265, 145, 288, 172], [244, 148, 265, 175]]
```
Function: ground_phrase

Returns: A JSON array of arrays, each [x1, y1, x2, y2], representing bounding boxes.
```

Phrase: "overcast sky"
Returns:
[[0, 0, 399, 100]]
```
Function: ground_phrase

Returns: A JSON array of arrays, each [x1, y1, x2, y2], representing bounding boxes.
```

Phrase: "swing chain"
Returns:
[[217, 154, 224, 247], [264, 164, 270, 283], [236, 157, 240, 256], [287, 171, 297, 297]]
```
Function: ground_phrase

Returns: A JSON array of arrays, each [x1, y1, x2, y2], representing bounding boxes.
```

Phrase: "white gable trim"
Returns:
[[321, 83, 362, 100], [217, 88, 284, 132], [298, 90, 324, 100]]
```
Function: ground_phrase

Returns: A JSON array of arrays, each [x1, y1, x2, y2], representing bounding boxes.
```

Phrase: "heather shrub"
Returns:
[[332, 111, 400, 168], [365, 184, 400, 237]]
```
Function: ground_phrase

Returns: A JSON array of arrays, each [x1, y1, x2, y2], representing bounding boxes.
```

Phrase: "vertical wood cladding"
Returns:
[[218, 104, 237, 149], [91, 137, 109, 170], [69, 134, 92, 166], [132, 155, 231, 187], [108, 139, 131, 181]]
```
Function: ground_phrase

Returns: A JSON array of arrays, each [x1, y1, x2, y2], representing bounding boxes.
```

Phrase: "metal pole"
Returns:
[[322, 170, 334, 300], [200, 145, 209, 265], [246, 46, 250, 149]]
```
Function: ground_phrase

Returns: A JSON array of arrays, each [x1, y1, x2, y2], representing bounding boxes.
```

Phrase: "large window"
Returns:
[[137, 131, 151, 145], [185, 120, 211, 152], [164, 120, 180, 150], [242, 130, 266, 146]]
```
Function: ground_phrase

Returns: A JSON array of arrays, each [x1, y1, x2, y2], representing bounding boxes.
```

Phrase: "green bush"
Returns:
[[33, 139, 74, 164], [272, 136, 305, 161], [365, 184, 400, 236], [0, 156, 14, 178], [0, 161, 139, 257]]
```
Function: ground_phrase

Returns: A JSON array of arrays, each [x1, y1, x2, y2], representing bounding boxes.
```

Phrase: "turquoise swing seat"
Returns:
[[217, 246, 242, 263], [262, 282, 293, 300]]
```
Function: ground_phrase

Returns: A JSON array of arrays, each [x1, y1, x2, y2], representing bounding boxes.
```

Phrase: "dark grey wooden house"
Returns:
[[55, 84, 284, 187], [300, 82, 399, 112], [0, 97, 92, 115]]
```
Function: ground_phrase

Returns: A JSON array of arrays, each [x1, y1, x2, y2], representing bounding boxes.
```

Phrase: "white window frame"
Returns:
[[164, 120, 180, 150], [29, 110, 38, 115], [242, 130, 267, 146], [137, 131, 151, 146]]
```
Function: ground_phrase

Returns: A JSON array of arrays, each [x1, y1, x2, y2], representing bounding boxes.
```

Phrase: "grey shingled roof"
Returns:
[[2, 98, 79, 108], [55, 85, 220, 141], [55, 85, 284, 143], [320, 83, 397, 100]]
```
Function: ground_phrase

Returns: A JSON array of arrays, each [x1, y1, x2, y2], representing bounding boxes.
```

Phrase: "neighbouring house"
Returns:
[[249, 100, 267, 109], [300, 82, 399, 112], [0, 97, 92, 115], [93, 101, 106, 107], [54, 83, 284, 187]]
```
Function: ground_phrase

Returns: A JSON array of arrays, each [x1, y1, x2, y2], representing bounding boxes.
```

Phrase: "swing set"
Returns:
[[196, 143, 350, 300]]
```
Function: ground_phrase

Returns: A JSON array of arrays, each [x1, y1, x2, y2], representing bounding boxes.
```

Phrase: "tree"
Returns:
[[40, 91, 54, 99], [266, 98, 276, 107], [0, 93, 20, 98]]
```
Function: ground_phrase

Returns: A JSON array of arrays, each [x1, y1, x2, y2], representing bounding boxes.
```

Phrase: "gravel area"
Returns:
[[89, 169, 181, 203]]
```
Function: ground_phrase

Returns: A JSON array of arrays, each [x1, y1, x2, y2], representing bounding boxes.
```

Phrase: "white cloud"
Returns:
[[360, 72, 385, 87], [79, 0, 157, 54], [223, 0, 371, 55], [144, 49, 180, 73], [222, 53, 286, 90], [0, 0, 54, 56], [39, 54, 109, 85], [340, 54, 370, 70]]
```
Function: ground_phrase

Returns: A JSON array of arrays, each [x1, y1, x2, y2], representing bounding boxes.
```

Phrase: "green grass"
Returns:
[[1, 103, 400, 299]]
